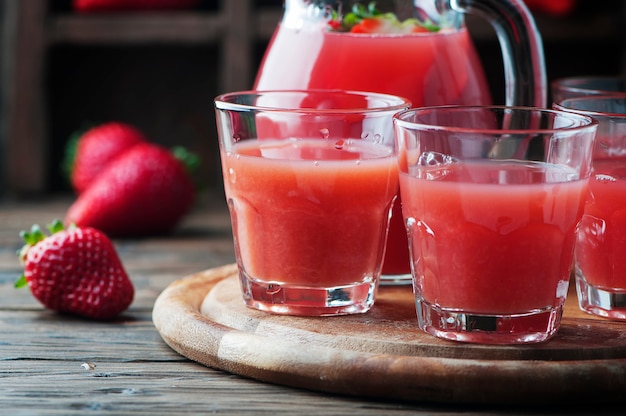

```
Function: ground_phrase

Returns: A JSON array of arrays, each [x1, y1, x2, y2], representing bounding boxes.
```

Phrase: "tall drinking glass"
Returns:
[[394, 106, 597, 343], [555, 95, 626, 320], [215, 90, 410, 316]]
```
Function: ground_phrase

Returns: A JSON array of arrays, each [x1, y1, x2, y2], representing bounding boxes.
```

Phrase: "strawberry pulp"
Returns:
[[222, 138, 398, 287]]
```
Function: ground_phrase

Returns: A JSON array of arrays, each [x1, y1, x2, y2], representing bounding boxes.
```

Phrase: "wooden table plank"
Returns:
[[1, 360, 455, 415], [1, 195, 625, 414]]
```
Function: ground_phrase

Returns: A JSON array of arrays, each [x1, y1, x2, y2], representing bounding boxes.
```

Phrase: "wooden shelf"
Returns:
[[48, 8, 281, 45], [0, 0, 282, 196], [50, 13, 226, 44]]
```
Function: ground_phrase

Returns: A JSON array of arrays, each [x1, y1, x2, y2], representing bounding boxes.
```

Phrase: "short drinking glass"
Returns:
[[555, 95, 626, 320], [215, 90, 410, 316], [394, 106, 597, 344]]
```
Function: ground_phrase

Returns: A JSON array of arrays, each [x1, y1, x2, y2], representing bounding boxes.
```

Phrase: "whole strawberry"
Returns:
[[65, 122, 147, 194], [16, 220, 134, 320], [65, 143, 198, 237]]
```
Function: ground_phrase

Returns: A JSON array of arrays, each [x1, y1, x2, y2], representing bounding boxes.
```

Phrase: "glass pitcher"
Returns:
[[254, 0, 547, 282]]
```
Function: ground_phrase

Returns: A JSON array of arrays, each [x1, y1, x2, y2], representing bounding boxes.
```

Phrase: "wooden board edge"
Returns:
[[152, 264, 626, 405]]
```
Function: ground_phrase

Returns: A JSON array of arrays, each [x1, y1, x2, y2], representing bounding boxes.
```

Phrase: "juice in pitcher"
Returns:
[[255, 5, 491, 278]]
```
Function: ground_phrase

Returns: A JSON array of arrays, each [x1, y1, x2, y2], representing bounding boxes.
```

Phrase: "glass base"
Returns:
[[238, 269, 377, 316], [380, 273, 412, 286], [415, 298, 564, 344], [576, 273, 626, 320]]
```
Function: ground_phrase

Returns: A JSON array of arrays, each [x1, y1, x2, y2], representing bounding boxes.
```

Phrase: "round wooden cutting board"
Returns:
[[152, 264, 626, 405]]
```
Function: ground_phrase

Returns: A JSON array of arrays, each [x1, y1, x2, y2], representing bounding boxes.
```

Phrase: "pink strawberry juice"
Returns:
[[576, 158, 626, 290], [221, 138, 398, 287], [400, 160, 588, 314], [255, 25, 491, 276]]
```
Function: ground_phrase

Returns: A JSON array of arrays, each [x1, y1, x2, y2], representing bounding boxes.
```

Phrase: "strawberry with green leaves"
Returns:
[[65, 122, 147, 194], [328, 2, 438, 34], [65, 143, 198, 237], [16, 220, 134, 320]]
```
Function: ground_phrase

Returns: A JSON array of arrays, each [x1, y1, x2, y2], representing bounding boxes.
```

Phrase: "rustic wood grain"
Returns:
[[154, 265, 626, 406], [2, 196, 625, 414]]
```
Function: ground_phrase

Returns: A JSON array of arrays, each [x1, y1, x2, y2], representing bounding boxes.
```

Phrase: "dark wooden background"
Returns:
[[1, 0, 624, 197]]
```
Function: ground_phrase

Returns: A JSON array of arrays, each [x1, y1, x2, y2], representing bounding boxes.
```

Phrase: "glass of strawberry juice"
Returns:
[[214, 90, 410, 316], [394, 106, 597, 343], [555, 95, 626, 320]]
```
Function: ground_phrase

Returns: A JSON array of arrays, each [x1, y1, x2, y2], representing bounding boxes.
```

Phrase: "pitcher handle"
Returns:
[[451, 0, 547, 108]]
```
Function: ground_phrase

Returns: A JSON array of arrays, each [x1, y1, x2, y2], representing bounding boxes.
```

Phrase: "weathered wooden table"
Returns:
[[0, 193, 623, 415]]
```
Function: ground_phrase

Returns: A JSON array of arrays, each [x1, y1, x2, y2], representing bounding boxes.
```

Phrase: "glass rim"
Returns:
[[393, 105, 598, 134], [551, 76, 626, 96], [554, 94, 626, 119], [214, 89, 412, 114]]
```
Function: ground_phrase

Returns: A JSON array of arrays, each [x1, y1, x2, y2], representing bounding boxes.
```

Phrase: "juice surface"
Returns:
[[400, 160, 588, 314], [255, 25, 491, 275], [576, 158, 626, 290], [222, 139, 398, 286]]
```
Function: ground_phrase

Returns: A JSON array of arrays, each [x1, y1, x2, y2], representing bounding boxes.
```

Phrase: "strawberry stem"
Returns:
[[20, 225, 46, 246], [172, 146, 200, 174], [14, 275, 28, 289], [48, 219, 65, 234], [16, 219, 66, 291], [61, 125, 93, 184]]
